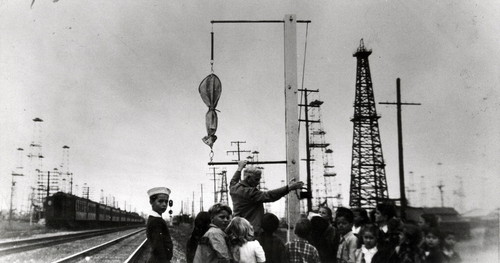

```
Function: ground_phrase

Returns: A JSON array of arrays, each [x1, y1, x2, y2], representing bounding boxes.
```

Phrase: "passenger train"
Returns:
[[44, 192, 145, 228]]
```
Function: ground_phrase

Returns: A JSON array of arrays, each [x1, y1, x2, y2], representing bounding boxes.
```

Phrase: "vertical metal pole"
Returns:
[[46, 171, 50, 199], [396, 78, 407, 220], [303, 90, 312, 212], [212, 167, 217, 203], [200, 184, 204, 212], [237, 143, 241, 161], [284, 14, 300, 241], [69, 173, 73, 195], [9, 175, 15, 226]]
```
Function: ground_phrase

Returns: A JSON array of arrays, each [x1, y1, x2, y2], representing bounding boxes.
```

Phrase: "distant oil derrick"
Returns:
[[219, 170, 229, 205], [299, 88, 337, 211], [27, 118, 45, 213]]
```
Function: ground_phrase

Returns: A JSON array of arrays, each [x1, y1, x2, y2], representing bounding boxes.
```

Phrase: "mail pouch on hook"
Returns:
[[199, 74, 221, 149]]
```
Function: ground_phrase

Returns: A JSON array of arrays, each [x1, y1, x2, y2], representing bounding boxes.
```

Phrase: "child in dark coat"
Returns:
[[256, 213, 286, 263], [146, 187, 173, 263], [186, 211, 211, 263], [421, 227, 445, 263], [310, 215, 339, 263], [441, 231, 461, 263]]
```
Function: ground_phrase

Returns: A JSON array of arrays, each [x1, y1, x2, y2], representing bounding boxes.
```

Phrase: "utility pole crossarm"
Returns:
[[379, 102, 421, 105], [226, 141, 251, 161], [211, 20, 311, 24], [209, 161, 287, 166]]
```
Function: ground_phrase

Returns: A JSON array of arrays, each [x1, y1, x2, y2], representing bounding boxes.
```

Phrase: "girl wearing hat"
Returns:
[[146, 187, 173, 263]]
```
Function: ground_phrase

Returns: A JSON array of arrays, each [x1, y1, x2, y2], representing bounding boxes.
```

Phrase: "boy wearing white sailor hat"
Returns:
[[146, 187, 173, 262]]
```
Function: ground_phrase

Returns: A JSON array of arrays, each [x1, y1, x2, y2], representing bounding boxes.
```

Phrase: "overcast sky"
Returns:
[[0, 0, 499, 216]]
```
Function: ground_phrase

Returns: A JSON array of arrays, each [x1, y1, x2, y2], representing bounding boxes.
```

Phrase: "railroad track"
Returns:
[[124, 238, 148, 263], [51, 228, 145, 263], [0, 226, 140, 257]]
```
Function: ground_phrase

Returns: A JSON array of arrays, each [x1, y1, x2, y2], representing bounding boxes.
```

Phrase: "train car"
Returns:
[[45, 192, 76, 228], [88, 202, 97, 221], [119, 210, 127, 223], [75, 198, 88, 221], [97, 204, 111, 222], [111, 208, 121, 223], [45, 191, 145, 229]]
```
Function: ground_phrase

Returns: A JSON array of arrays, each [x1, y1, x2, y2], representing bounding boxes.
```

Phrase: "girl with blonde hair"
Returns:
[[226, 216, 266, 263]]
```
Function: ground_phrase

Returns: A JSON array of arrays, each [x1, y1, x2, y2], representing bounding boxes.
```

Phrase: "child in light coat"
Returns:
[[226, 216, 266, 263]]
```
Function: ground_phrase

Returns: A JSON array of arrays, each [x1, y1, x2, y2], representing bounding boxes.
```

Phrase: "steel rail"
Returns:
[[51, 228, 145, 263], [0, 226, 140, 256], [123, 238, 148, 263]]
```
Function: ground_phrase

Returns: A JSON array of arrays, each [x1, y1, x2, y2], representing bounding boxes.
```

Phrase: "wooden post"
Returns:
[[284, 14, 300, 241]]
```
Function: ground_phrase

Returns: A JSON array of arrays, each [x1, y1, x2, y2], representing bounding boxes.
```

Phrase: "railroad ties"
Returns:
[[0, 226, 145, 262]]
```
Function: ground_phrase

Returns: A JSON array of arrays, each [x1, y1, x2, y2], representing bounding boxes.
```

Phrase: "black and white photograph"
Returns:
[[0, 1, 498, 262]]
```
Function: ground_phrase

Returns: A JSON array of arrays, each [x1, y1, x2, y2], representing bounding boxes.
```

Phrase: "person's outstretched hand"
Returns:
[[288, 180, 304, 191], [237, 160, 248, 171]]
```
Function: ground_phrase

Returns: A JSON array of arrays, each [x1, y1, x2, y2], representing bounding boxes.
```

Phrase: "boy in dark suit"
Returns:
[[146, 187, 173, 263]]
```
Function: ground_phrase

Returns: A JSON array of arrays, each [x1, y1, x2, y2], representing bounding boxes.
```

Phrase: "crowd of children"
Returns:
[[185, 203, 462, 263], [147, 187, 462, 263]]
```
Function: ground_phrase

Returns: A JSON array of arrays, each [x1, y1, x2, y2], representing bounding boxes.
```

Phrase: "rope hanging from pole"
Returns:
[[298, 23, 309, 134]]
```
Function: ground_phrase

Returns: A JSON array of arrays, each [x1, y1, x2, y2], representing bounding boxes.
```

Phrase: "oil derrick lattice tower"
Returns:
[[60, 145, 72, 194], [218, 170, 229, 206], [349, 39, 388, 209], [28, 118, 45, 212], [299, 89, 337, 211]]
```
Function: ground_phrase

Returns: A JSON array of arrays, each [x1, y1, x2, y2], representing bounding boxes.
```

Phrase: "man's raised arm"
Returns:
[[230, 160, 247, 186]]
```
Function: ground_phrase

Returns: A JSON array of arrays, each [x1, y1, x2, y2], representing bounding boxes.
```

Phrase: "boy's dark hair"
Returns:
[[424, 227, 442, 240], [442, 230, 456, 238], [261, 213, 280, 233], [360, 223, 381, 238], [311, 216, 329, 233], [387, 218, 403, 233], [294, 218, 312, 239], [192, 211, 211, 237], [376, 204, 397, 219], [208, 203, 232, 219], [336, 207, 354, 223], [352, 207, 369, 221], [402, 224, 422, 247]]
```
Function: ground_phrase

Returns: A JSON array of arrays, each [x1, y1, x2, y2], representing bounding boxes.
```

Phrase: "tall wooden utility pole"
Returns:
[[284, 14, 301, 240], [379, 78, 421, 220]]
